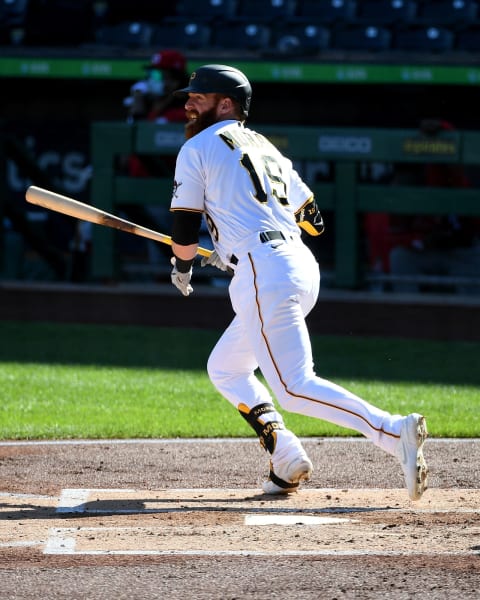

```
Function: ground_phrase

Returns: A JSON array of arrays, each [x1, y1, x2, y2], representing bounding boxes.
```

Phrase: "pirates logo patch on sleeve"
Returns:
[[172, 180, 183, 198]]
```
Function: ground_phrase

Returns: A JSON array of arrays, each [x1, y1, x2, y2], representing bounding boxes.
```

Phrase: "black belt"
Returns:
[[230, 231, 286, 267], [259, 230, 286, 243]]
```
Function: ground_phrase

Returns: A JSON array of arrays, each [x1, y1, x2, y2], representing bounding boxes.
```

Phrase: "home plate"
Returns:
[[245, 514, 356, 525]]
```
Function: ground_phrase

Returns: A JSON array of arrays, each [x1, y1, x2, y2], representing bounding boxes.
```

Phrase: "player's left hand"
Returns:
[[200, 250, 228, 272], [170, 257, 193, 296]]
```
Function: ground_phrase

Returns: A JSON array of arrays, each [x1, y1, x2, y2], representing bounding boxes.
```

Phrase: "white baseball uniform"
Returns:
[[171, 119, 405, 457]]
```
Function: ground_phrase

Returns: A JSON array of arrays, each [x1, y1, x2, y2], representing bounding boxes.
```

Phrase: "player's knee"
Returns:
[[206, 353, 221, 387], [206, 352, 232, 392]]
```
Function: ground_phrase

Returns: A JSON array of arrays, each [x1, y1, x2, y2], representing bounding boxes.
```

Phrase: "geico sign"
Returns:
[[318, 136, 372, 154]]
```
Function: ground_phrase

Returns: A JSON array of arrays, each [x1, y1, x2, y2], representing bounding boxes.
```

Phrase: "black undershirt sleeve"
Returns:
[[171, 210, 203, 272], [171, 210, 203, 246]]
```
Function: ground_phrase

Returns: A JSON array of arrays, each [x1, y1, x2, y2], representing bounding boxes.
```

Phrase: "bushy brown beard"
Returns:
[[185, 103, 220, 140]]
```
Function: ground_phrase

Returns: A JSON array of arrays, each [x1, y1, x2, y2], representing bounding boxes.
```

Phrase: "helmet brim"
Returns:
[[173, 86, 191, 96]]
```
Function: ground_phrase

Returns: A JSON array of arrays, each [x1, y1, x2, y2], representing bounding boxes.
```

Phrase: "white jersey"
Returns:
[[170, 120, 313, 264]]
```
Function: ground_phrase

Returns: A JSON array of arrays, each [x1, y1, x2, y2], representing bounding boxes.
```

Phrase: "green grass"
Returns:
[[0, 321, 479, 439]]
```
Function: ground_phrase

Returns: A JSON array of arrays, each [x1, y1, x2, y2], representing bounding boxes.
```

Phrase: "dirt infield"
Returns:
[[1, 438, 479, 599]]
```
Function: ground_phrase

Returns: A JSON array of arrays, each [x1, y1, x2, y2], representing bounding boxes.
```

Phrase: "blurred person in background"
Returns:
[[124, 49, 189, 127]]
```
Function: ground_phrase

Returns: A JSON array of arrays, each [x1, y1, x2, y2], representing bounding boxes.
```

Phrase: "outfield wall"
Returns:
[[1, 282, 479, 342]]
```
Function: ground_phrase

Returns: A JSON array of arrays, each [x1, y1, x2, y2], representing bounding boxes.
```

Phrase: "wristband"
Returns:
[[174, 256, 194, 273]]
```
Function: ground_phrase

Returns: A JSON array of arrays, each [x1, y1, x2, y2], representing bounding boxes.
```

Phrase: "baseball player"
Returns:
[[169, 64, 428, 500]]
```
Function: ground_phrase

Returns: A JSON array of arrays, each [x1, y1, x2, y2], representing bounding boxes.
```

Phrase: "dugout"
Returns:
[[89, 121, 480, 291]]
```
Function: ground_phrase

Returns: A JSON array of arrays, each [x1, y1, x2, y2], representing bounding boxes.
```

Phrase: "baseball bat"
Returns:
[[25, 185, 212, 258]]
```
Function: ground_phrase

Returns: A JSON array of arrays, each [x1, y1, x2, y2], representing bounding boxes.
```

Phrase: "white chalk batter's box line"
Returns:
[[44, 527, 478, 557], [55, 488, 480, 516]]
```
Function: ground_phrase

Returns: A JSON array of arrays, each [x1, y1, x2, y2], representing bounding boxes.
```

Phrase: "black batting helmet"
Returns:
[[174, 64, 252, 117]]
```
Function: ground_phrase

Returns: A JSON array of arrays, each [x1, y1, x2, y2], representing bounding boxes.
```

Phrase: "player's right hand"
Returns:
[[170, 257, 193, 296]]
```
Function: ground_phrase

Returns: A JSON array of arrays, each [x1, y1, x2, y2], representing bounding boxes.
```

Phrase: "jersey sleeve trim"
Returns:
[[170, 207, 204, 214]]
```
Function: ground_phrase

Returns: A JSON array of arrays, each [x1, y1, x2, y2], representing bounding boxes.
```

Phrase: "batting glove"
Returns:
[[200, 250, 228, 272], [170, 257, 193, 296]]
